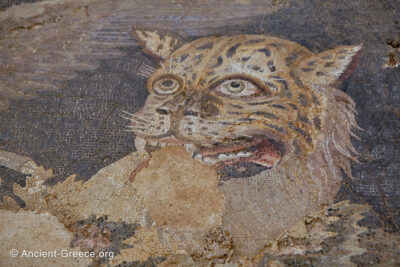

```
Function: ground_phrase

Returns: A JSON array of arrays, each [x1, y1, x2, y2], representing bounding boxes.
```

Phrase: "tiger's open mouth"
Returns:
[[135, 135, 284, 169]]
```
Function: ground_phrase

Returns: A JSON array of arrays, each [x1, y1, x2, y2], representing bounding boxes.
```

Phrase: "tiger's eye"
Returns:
[[230, 81, 241, 88], [153, 77, 180, 95], [215, 78, 261, 98], [226, 80, 245, 93], [161, 80, 174, 87]]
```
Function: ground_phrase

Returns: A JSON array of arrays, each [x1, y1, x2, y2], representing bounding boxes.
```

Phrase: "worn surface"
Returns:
[[0, 210, 90, 266], [0, 0, 399, 266], [133, 146, 224, 232]]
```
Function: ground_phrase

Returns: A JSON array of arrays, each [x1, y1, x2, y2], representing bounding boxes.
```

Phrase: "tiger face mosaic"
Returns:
[[128, 28, 361, 186]]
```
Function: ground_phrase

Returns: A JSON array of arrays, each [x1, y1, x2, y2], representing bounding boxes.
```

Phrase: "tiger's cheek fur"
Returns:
[[130, 95, 172, 137]]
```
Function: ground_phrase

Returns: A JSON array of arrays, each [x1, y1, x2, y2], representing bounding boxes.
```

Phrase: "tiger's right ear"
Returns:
[[293, 45, 362, 88], [132, 27, 187, 62]]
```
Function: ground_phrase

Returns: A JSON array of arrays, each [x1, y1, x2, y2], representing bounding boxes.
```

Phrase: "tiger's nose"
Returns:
[[155, 101, 182, 115], [155, 92, 187, 115], [155, 106, 169, 115]]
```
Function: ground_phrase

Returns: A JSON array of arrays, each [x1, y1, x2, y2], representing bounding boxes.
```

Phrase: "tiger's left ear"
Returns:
[[132, 27, 187, 62], [294, 45, 362, 87]]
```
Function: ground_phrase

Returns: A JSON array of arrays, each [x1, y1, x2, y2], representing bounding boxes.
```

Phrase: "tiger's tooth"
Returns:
[[185, 144, 196, 153], [185, 144, 194, 152], [227, 153, 236, 159], [135, 136, 147, 152], [149, 141, 158, 146], [194, 154, 203, 161], [203, 157, 218, 165], [237, 151, 250, 157], [218, 154, 228, 160]]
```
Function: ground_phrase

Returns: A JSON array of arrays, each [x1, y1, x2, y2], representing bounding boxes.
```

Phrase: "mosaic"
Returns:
[[0, 0, 399, 266]]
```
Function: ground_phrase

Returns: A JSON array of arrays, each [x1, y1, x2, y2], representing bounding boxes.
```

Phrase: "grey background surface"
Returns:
[[0, 0, 399, 232]]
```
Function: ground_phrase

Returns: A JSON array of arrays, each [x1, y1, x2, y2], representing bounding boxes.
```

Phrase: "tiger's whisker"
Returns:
[[122, 110, 135, 116], [129, 122, 148, 127], [160, 61, 166, 71], [132, 115, 153, 123], [121, 114, 152, 124], [120, 115, 134, 121]]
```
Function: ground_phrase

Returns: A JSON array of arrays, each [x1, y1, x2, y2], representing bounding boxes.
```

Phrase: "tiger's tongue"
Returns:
[[246, 139, 282, 167], [205, 139, 282, 168]]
